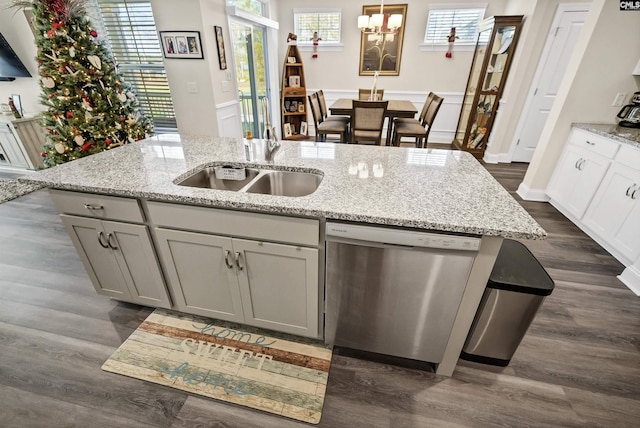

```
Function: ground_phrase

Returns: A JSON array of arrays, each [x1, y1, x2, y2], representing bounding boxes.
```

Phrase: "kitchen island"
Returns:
[[20, 134, 545, 376]]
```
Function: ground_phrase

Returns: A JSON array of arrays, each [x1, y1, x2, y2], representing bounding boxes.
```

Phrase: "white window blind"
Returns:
[[226, 0, 266, 17], [424, 7, 485, 45], [294, 9, 341, 44], [96, 0, 177, 133]]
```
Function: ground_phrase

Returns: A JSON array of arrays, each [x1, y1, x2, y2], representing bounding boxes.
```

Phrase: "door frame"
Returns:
[[507, 3, 590, 163], [227, 6, 281, 139]]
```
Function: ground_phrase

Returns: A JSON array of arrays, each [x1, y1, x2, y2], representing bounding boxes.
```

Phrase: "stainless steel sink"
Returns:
[[245, 170, 323, 197], [177, 167, 259, 191], [175, 166, 323, 197]]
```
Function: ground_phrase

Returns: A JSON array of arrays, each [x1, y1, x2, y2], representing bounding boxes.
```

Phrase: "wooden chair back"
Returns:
[[351, 100, 388, 145], [308, 92, 322, 127]]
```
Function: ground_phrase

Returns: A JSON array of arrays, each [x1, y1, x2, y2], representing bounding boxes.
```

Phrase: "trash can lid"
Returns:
[[488, 239, 555, 296]]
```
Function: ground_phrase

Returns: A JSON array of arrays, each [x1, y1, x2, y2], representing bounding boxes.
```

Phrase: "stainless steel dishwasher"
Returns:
[[325, 222, 481, 364]]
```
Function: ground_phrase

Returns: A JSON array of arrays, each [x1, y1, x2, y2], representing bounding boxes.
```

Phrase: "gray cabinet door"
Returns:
[[233, 238, 319, 338], [103, 220, 171, 309], [154, 228, 245, 322], [60, 215, 132, 300]]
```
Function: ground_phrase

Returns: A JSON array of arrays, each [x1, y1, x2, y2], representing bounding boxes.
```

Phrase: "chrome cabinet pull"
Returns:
[[585, 140, 595, 146], [84, 203, 104, 210], [235, 251, 244, 271], [107, 233, 118, 250], [632, 186, 638, 200], [97, 231, 109, 248], [576, 159, 585, 171], [626, 185, 634, 197], [224, 250, 234, 269], [574, 158, 582, 169]]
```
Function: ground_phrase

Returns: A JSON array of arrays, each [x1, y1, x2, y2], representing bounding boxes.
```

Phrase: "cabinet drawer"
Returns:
[[615, 144, 640, 170], [146, 201, 319, 247], [569, 129, 619, 159], [49, 189, 144, 223]]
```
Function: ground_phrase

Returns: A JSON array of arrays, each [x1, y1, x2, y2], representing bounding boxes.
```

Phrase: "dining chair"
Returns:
[[308, 92, 349, 143], [396, 92, 437, 127], [358, 88, 384, 101], [350, 100, 389, 145], [317, 90, 351, 132], [392, 94, 443, 148]]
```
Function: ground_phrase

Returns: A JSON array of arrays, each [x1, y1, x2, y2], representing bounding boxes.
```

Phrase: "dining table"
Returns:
[[329, 98, 418, 146]]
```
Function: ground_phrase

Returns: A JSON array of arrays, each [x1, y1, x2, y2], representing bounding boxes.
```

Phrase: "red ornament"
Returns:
[[66, 111, 74, 118], [82, 142, 94, 151], [105, 138, 112, 145], [90, 30, 98, 37], [59, 66, 66, 73], [41, 151, 47, 157], [121, 116, 126, 122]]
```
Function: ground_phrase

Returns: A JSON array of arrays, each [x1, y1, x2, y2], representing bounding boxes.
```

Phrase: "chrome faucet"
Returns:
[[262, 97, 280, 161]]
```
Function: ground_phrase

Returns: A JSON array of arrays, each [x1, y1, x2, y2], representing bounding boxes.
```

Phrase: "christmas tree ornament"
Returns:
[[42, 77, 55, 88], [117, 92, 127, 103], [74, 135, 85, 146], [87, 55, 101, 69], [54, 143, 65, 154], [69, 46, 75, 57], [65, 111, 74, 118]]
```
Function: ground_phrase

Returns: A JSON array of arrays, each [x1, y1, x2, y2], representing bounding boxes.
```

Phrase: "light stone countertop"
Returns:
[[572, 123, 640, 147], [19, 134, 546, 240]]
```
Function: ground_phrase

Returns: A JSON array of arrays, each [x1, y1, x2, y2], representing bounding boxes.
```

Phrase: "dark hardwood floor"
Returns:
[[0, 162, 638, 427]]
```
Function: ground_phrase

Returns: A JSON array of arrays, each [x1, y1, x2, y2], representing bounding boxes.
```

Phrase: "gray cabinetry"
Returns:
[[148, 201, 321, 338], [51, 190, 171, 308]]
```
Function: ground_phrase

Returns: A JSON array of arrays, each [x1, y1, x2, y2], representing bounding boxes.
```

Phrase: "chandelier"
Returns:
[[357, 1, 403, 36]]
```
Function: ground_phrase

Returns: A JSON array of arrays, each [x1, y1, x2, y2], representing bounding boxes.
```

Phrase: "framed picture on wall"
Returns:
[[214, 26, 227, 70], [160, 31, 203, 59]]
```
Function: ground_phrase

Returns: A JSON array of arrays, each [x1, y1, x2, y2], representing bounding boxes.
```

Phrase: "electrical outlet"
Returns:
[[612, 93, 626, 107]]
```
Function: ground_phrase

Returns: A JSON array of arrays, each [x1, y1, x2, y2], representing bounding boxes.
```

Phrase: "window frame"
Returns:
[[293, 8, 343, 52], [94, 0, 178, 133], [420, 3, 487, 52]]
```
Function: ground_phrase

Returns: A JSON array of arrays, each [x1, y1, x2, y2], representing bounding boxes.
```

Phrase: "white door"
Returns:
[[511, 6, 588, 163]]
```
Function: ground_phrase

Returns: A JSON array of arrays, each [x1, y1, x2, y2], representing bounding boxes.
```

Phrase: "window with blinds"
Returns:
[[95, 0, 177, 133], [294, 9, 342, 44], [424, 7, 485, 45]]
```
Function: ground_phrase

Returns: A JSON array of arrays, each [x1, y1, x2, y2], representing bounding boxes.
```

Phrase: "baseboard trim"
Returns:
[[516, 182, 550, 202], [618, 267, 640, 296]]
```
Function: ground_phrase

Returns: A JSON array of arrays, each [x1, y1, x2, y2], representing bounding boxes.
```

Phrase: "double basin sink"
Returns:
[[176, 165, 323, 197]]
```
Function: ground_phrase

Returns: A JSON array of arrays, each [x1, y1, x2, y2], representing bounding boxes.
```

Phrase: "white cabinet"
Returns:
[[547, 128, 619, 219], [148, 201, 321, 338], [50, 190, 172, 308], [0, 122, 30, 169], [583, 146, 640, 263]]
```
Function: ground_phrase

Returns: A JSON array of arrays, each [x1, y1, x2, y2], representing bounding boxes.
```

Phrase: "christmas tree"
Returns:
[[14, 0, 152, 168]]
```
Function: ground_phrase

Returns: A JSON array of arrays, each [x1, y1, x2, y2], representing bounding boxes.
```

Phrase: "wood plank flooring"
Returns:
[[0, 162, 638, 427]]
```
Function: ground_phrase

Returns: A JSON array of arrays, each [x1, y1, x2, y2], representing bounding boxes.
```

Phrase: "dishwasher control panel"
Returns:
[[326, 222, 481, 251]]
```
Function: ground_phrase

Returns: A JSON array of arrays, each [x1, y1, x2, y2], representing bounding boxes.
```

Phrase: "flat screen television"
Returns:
[[0, 32, 32, 81]]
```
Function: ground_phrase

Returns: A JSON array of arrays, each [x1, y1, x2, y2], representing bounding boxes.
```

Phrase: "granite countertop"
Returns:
[[19, 134, 546, 240], [572, 123, 640, 148]]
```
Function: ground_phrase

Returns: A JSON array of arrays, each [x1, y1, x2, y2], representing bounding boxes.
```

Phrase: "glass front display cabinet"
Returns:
[[452, 15, 524, 159]]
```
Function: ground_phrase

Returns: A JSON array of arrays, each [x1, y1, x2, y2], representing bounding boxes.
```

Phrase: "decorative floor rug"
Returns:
[[102, 309, 333, 424]]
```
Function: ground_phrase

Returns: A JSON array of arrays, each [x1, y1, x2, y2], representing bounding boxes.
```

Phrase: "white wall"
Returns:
[[150, 0, 221, 136], [276, 0, 509, 94], [520, 0, 640, 196], [0, 8, 41, 117]]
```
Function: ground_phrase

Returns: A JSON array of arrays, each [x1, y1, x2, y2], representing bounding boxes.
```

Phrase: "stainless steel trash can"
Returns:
[[461, 239, 554, 366]]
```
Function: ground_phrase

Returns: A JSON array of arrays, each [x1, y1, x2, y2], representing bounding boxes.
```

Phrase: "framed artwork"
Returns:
[[298, 103, 305, 113], [359, 4, 408, 76], [287, 56, 296, 64], [300, 121, 307, 135], [283, 123, 292, 137], [160, 31, 203, 59], [214, 26, 227, 70], [289, 75, 301, 87]]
